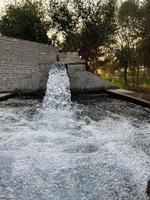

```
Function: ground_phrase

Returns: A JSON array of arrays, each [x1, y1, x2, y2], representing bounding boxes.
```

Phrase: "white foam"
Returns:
[[42, 62, 72, 111]]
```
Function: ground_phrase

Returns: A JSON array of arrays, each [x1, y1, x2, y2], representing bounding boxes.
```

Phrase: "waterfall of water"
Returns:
[[42, 62, 72, 111]]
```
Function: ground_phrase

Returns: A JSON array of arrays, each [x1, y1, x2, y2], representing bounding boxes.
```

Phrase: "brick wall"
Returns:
[[0, 36, 58, 93]]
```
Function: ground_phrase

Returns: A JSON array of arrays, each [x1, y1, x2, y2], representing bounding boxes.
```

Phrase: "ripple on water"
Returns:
[[64, 144, 99, 154]]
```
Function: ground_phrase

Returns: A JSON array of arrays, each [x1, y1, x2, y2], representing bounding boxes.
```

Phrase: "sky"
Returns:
[[0, 0, 14, 7], [0, 0, 143, 13]]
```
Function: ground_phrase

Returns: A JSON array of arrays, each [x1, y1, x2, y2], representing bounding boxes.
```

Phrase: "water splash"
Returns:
[[42, 62, 72, 111]]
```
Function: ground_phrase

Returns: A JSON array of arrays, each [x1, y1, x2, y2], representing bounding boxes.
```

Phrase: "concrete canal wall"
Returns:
[[0, 36, 58, 93]]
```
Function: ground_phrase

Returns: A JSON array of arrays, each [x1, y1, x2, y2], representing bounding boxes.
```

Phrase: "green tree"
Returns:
[[140, 0, 150, 68], [48, 0, 116, 71], [110, 0, 142, 88], [0, 0, 49, 44]]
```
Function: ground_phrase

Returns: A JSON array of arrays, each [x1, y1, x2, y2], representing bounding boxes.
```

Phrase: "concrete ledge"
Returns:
[[106, 89, 150, 108], [0, 93, 15, 101]]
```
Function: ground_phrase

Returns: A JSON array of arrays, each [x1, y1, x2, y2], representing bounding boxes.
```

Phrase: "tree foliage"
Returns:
[[48, 0, 116, 70], [0, 0, 50, 44], [140, 0, 150, 68], [110, 0, 142, 88]]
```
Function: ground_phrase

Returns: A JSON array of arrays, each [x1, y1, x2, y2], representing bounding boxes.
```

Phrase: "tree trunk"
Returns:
[[124, 66, 128, 89], [136, 65, 140, 91], [130, 67, 136, 89]]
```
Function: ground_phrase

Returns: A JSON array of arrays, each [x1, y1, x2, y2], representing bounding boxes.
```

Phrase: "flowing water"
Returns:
[[42, 62, 72, 111], [0, 62, 150, 200]]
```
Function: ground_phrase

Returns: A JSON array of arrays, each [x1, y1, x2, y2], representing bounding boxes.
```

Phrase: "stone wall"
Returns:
[[0, 36, 58, 93]]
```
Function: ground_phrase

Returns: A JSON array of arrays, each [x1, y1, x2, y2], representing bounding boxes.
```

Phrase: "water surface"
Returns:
[[0, 96, 149, 200]]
